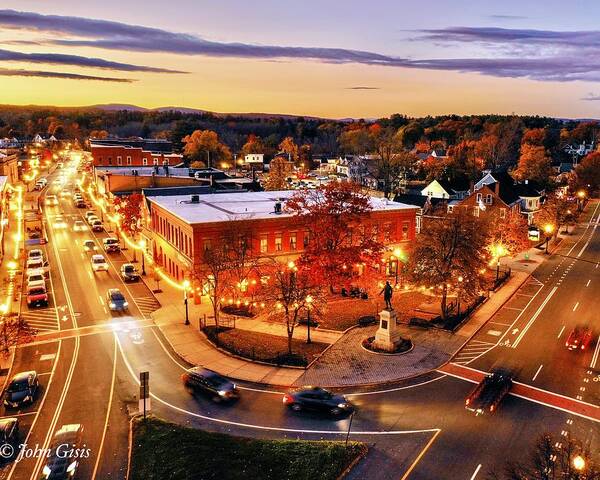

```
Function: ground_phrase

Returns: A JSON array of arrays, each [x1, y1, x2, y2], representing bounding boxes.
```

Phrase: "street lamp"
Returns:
[[139, 239, 147, 275], [577, 190, 586, 212], [573, 455, 586, 472], [457, 276, 463, 318], [305, 295, 313, 344], [393, 248, 403, 285], [183, 279, 190, 325], [543, 224, 554, 254]]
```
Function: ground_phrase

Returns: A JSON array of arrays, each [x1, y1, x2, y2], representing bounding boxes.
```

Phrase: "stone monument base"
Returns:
[[373, 309, 403, 353]]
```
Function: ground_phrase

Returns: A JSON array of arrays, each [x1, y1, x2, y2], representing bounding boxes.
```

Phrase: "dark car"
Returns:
[[91, 220, 103, 232], [0, 417, 19, 458], [4, 371, 39, 408], [283, 386, 353, 416], [75, 199, 86, 208], [181, 367, 239, 402], [107, 289, 128, 311], [566, 326, 593, 351], [41, 424, 84, 480], [103, 238, 120, 253], [465, 371, 512, 415], [120, 264, 139, 282]]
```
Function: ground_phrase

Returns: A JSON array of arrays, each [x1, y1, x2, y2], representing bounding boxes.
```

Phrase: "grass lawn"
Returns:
[[204, 327, 329, 366], [131, 416, 366, 480]]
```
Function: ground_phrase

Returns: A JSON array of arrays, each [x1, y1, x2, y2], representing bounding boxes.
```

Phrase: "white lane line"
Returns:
[[532, 364, 543, 382], [103, 307, 108, 314], [88, 270, 93, 280], [470, 464, 482, 480], [573, 302, 579, 312], [590, 338, 600, 369], [566, 202, 600, 256], [557, 326, 566, 339], [513, 287, 558, 349], [586, 280, 591, 287], [99, 295, 104, 305]]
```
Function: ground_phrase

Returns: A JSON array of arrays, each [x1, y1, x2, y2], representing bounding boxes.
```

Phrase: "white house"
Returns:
[[244, 153, 264, 165]]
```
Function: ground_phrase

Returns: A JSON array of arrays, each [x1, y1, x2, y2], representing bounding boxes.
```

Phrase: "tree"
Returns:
[[490, 433, 599, 480], [259, 260, 324, 355], [370, 126, 412, 198], [182, 129, 231, 167], [575, 151, 600, 194], [278, 137, 299, 163], [265, 156, 290, 191], [409, 209, 490, 319], [487, 211, 530, 256], [285, 182, 383, 291], [536, 194, 573, 236], [240, 134, 265, 159], [522, 127, 547, 147], [514, 144, 552, 184], [113, 193, 143, 261], [0, 316, 35, 354]]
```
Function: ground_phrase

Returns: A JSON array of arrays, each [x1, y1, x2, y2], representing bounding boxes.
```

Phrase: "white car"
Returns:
[[91, 254, 109, 272], [45, 195, 58, 206], [73, 220, 87, 232], [28, 249, 44, 261], [27, 272, 46, 289], [86, 215, 99, 225], [53, 216, 67, 229], [26, 258, 49, 277]]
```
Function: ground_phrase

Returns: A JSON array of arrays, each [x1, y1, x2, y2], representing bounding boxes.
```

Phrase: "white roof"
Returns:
[[149, 190, 417, 225], [0, 176, 7, 192]]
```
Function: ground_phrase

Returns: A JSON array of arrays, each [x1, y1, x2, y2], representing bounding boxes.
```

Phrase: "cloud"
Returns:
[[346, 86, 380, 90], [489, 15, 529, 20], [0, 48, 186, 73], [581, 93, 600, 101], [0, 68, 134, 82]]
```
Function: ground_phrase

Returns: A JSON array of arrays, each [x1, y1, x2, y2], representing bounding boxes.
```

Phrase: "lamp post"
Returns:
[[577, 190, 586, 212], [393, 248, 404, 286], [139, 239, 147, 275], [544, 224, 554, 254], [183, 280, 190, 325], [305, 295, 313, 344], [572, 454, 586, 477]]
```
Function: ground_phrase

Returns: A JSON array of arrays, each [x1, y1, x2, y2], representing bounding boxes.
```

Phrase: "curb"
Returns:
[[336, 443, 369, 480], [126, 414, 143, 480]]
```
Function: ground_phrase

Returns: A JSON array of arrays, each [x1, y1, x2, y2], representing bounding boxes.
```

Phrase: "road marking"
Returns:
[[99, 295, 104, 305], [557, 326, 565, 339], [469, 464, 482, 480], [39, 353, 56, 361], [572, 302, 579, 312], [590, 337, 600, 369], [532, 364, 543, 382], [400, 429, 442, 480], [513, 287, 558, 348], [487, 330, 502, 336], [586, 280, 591, 287], [0, 411, 38, 419], [88, 270, 93, 279]]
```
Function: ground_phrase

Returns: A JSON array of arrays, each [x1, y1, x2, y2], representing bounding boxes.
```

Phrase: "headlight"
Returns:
[[110, 303, 116, 308], [24, 395, 32, 402], [66, 461, 77, 474], [218, 390, 227, 396], [123, 301, 129, 307], [337, 403, 350, 409], [42, 465, 52, 477]]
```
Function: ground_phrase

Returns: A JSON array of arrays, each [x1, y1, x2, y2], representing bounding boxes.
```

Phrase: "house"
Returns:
[[564, 141, 594, 160], [421, 177, 470, 200], [394, 193, 448, 233], [243, 153, 264, 169], [90, 137, 183, 168], [451, 182, 518, 221]]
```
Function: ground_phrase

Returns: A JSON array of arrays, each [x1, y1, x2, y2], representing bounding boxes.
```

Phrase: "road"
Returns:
[[0, 160, 597, 480]]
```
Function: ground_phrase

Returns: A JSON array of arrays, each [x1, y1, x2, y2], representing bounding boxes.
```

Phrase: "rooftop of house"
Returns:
[[90, 137, 177, 154], [149, 190, 417, 225], [95, 166, 192, 177]]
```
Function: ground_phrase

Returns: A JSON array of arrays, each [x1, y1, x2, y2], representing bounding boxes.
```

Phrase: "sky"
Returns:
[[2, 0, 600, 119]]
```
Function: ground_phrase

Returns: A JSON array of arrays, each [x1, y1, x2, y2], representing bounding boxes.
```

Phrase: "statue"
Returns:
[[380, 280, 393, 310]]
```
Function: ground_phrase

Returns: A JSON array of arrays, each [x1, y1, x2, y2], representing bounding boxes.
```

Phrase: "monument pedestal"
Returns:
[[373, 309, 402, 352]]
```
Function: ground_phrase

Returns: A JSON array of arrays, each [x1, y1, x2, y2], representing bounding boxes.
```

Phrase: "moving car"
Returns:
[[565, 326, 593, 351], [53, 216, 67, 229], [465, 371, 513, 415], [26, 258, 49, 277], [91, 254, 109, 272], [73, 220, 87, 232], [27, 285, 48, 307], [45, 195, 58, 206], [103, 238, 120, 253], [3, 371, 39, 408], [120, 264, 140, 282], [75, 199, 86, 208], [106, 289, 128, 311], [181, 367, 239, 402], [91, 219, 103, 232], [27, 249, 44, 261], [282, 386, 353, 415], [27, 271, 46, 289], [41, 424, 84, 480], [82, 239, 97, 252]]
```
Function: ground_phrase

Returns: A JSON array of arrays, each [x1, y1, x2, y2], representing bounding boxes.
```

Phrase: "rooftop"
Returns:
[[90, 137, 176, 154], [149, 190, 417, 225]]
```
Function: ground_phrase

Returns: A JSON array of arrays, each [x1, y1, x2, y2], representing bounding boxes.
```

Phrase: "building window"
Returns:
[[499, 208, 506, 219], [260, 236, 268, 253], [142, 157, 148, 166], [416, 216, 422, 234], [275, 234, 282, 251], [108, 157, 112, 165], [473, 206, 479, 217], [447, 205, 454, 213], [203, 239, 211, 252], [383, 223, 392, 243], [289, 232, 297, 250], [303, 231, 310, 248], [486, 194, 493, 204], [476, 193, 482, 203], [402, 221, 410, 240], [372, 224, 378, 238], [126, 156, 132, 165], [117, 156, 122, 165], [98, 156, 103, 164], [153, 157, 159, 165]]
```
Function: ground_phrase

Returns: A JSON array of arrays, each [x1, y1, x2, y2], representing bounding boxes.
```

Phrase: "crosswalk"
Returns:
[[21, 308, 59, 333], [133, 296, 161, 318], [452, 340, 496, 365]]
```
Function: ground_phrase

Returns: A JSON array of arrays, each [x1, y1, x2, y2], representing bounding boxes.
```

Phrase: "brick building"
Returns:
[[90, 138, 183, 168], [143, 190, 418, 284]]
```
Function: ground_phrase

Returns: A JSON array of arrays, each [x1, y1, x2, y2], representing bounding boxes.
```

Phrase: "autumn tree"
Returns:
[[574, 151, 600, 193], [278, 136, 299, 163], [339, 127, 374, 155], [182, 129, 232, 167], [265, 156, 290, 191], [240, 134, 265, 158], [487, 211, 530, 256], [409, 209, 490, 319], [536, 194, 573, 237], [513, 144, 552, 184], [285, 182, 383, 292], [521, 128, 547, 147], [113, 193, 143, 261], [89, 129, 109, 139]]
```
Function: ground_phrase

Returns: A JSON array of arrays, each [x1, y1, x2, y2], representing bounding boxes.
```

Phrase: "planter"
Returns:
[[361, 336, 413, 355]]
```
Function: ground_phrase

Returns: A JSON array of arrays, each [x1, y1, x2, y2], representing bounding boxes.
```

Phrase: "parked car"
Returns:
[[53, 216, 67, 229], [27, 249, 44, 261], [566, 327, 593, 351], [26, 272, 46, 289], [26, 258, 49, 277], [0, 417, 19, 458], [73, 220, 87, 232], [3, 371, 39, 408], [86, 214, 98, 225], [182, 367, 239, 402], [82, 239, 97, 252], [75, 199, 86, 208], [465, 370, 513, 415], [106, 289, 128, 311], [282, 386, 353, 416], [41, 424, 84, 480], [103, 238, 120, 253], [120, 264, 139, 282], [84, 211, 96, 221], [91, 255, 109, 272], [45, 195, 58, 206], [27, 285, 48, 308], [91, 220, 103, 232]]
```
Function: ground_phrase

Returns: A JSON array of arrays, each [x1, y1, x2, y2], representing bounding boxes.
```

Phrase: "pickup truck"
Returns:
[[120, 264, 140, 282], [465, 371, 512, 415]]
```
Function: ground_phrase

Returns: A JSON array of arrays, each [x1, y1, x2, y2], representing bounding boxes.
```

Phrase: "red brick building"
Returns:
[[90, 138, 182, 168], [142, 190, 419, 284]]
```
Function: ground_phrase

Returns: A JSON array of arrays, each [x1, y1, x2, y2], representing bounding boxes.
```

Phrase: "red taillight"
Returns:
[[181, 373, 190, 384], [490, 405, 495, 412], [565, 343, 569, 347], [465, 398, 470, 405], [581, 345, 585, 350], [283, 394, 293, 404]]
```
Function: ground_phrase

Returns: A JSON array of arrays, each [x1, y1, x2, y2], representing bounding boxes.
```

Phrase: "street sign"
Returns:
[[139, 371, 150, 417]]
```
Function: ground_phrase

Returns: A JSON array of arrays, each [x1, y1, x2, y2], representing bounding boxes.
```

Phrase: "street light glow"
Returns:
[[572, 455, 586, 471], [544, 224, 555, 234]]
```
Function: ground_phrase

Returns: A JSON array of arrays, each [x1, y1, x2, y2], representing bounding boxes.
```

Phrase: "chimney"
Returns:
[[274, 201, 282, 214], [191, 194, 199, 203], [495, 182, 500, 196], [469, 180, 475, 194]]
